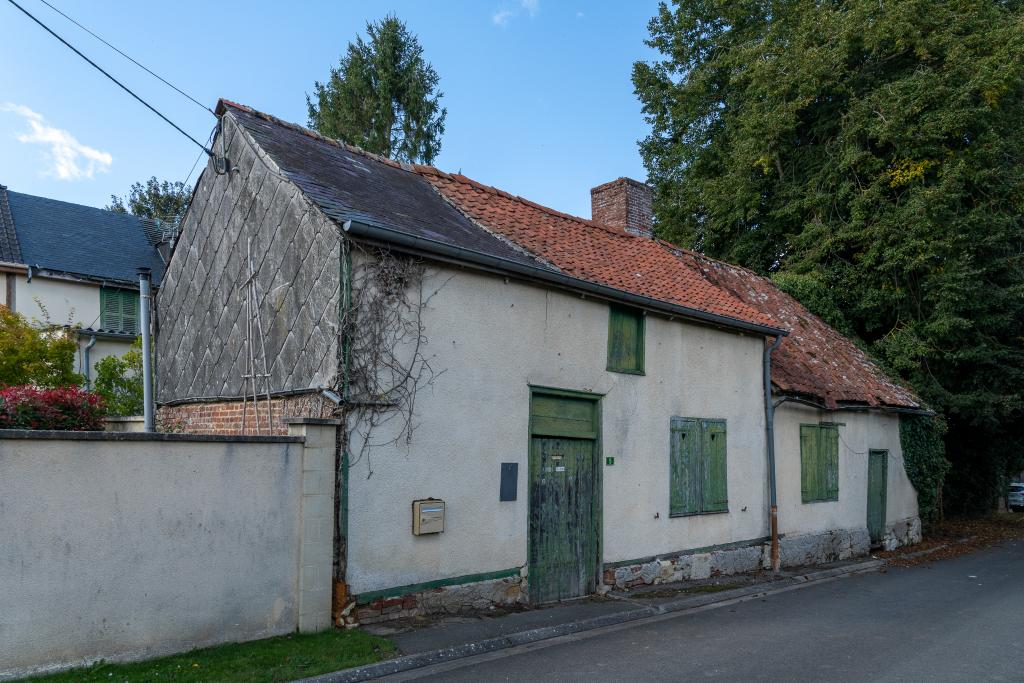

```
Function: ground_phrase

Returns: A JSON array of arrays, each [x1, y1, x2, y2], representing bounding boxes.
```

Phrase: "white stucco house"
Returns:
[[155, 101, 927, 623], [0, 185, 166, 385]]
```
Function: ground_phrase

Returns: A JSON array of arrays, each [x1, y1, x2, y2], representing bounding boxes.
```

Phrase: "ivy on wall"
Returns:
[[899, 415, 951, 525]]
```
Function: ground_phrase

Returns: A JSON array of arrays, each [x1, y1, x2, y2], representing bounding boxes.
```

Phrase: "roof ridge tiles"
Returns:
[[436, 173, 631, 239], [657, 239, 766, 280], [218, 99, 407, 171]]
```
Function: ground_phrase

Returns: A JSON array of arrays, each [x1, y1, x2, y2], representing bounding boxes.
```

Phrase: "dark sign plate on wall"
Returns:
[[500, 462, 518, 501]]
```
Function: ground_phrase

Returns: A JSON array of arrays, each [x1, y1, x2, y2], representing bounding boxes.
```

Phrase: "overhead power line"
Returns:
[[36, 0, 214, 116], [5, 0, 214, 157]]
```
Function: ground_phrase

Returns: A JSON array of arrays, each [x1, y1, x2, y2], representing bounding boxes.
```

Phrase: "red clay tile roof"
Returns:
[[418, 169, 778, 329], [420, 170, 920, 409], [217, 99, 921, 410], [669, 249, 921, 409]]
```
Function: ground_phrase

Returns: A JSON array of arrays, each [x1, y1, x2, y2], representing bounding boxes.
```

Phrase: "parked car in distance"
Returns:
[[1009, 483, 1024, 512]]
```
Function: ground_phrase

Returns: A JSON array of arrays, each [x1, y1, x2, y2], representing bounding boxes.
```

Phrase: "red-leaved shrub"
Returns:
[[0, 386, 105, 431]]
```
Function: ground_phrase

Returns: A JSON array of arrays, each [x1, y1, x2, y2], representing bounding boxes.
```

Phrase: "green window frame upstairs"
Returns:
[[607, 305, 644, 374], [669, 417, 728, 516], [800, 423, 840, 503], [100, 287, 140, 336]]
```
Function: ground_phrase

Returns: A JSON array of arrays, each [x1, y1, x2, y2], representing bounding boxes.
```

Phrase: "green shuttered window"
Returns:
[[670, 417, 728, 516], [607, 305, 644, 374], [800, 423, 839, 503], [100, 287, 140, 335]]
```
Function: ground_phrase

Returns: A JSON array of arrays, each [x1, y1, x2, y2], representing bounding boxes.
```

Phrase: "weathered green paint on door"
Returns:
[[529, 391, 599, 604], [867, 450, 888, 545]]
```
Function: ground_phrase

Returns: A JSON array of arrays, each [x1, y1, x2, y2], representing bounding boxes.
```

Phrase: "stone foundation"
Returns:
[[341, 523, 921, 625], [157, 393, 335, 435], [604, 527, 883, 590], [352, 573, 526, 625], [882, 516, 922, 551], [603, 543, 766, 590], [777, 527, 871, 567]]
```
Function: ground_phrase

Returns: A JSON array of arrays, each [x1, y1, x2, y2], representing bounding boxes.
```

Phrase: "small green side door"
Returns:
[[529, 391, 599, 603], [867, 450, 888, 545]]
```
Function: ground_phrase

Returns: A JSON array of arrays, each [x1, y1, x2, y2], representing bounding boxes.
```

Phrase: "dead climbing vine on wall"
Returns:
[[335, 241, 449, 478]]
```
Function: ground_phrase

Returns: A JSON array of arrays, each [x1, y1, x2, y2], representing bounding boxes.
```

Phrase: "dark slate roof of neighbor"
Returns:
[[0, 185, 22, 263], [214, 100, 922, 411], [0, 186, 164, 285]]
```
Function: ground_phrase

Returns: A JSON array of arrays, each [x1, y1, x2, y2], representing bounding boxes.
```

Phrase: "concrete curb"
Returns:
[[296, 559, 882, 683]]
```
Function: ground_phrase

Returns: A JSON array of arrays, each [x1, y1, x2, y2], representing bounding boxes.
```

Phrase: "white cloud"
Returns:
[[2, 103, 112, 180], [492, 8, 514, 25], [492, 0, 538, 27]]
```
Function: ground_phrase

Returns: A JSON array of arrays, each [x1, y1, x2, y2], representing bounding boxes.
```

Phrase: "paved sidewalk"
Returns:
[[299, 557, 882, 682]]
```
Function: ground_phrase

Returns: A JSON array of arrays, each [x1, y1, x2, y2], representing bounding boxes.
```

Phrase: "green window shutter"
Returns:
[[607, 306, 644, 374], [701, 420, 728, 512], [821, 424, 839, 500], [100, 288, 120, 331], [121, 291, 140, 336], [100, 288, 140, 335], [800, 424, 819, 503], [669, 417, 700, 516]]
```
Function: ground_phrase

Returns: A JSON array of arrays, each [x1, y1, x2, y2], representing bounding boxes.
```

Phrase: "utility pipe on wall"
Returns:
[[82, 334, 97, 389], [138, 267, 154, 433], [763, 334, 784, 571]]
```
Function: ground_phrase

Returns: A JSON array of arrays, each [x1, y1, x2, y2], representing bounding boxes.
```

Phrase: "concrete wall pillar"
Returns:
[[287, 417, 340, 632]]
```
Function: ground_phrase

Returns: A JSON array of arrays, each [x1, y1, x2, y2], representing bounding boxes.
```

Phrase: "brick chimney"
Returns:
[[590, 177, 653, 237]]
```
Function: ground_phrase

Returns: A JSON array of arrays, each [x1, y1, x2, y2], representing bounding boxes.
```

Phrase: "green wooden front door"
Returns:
[[529, 391, 599, 604], [867, 450, 888, 545]]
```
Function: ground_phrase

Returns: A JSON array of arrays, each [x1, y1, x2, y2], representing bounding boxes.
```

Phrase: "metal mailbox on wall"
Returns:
[[412, 499, 445, 535]]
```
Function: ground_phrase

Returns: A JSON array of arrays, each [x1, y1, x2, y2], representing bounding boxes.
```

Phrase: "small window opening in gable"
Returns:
[[607, 305, 644, 374], [100, 287, 140, 336]]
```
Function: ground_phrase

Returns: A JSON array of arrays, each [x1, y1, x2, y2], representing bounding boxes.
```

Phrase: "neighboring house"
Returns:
[[156, 101, 927, 621], [0, 185, 166, 386]]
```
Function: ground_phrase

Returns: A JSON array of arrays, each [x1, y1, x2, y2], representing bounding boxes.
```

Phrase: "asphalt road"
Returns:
[[402, 540, 1024, 682]]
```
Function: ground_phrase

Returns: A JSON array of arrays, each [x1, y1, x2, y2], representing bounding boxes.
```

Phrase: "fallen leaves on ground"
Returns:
[[878, 513, 1024, 568]]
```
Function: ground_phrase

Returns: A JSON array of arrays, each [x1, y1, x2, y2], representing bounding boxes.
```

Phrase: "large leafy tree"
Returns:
[[107, 176, 191, 226], [634, 0, 1024, 513], [307, 15, 446, 164]]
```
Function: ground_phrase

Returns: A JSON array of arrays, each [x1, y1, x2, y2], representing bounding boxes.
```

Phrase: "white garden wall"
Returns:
[[0, 420, 336, 681]]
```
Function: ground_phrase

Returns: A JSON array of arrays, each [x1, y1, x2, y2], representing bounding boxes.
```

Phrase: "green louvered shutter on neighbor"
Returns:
[[669, 417, 700, 516], [607, 305, 644, 374], [702, 420, 729, 512], [100, 288, 140, 335], [800, 424, 819, 503]]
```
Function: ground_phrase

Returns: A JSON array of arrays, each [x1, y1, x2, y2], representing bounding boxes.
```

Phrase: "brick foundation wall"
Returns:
[[348, 573, 526, 626], [158, 393, 335, 435]]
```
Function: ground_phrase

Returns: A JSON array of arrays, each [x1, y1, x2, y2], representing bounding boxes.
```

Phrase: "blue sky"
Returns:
[[0, 0, 660, 219]]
